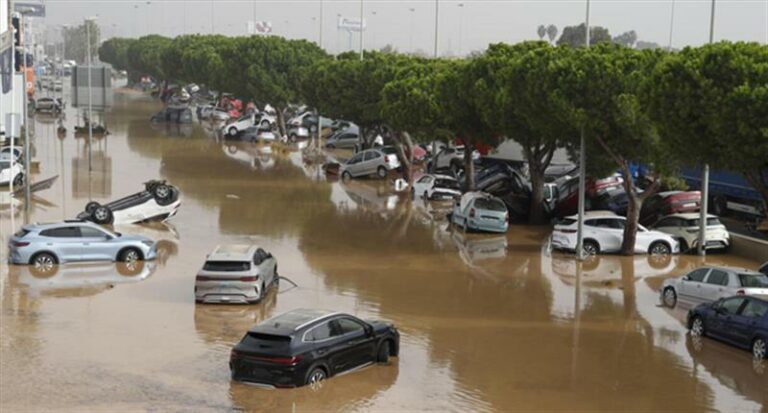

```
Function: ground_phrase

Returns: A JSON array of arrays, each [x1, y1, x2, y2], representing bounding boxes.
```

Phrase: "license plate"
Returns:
[[682, 203, 695, 208]]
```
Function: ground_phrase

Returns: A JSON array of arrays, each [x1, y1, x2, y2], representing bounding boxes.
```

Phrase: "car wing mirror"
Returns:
[[365, 325, 374, 337]]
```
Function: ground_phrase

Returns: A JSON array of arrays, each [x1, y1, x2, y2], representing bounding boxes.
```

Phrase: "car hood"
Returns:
[[366, 319, 397, 334]]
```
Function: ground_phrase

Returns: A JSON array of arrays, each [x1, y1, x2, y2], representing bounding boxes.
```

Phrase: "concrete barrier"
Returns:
[[730, 233, 768, 263]]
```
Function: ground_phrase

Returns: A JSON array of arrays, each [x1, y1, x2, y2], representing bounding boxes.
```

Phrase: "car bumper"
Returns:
[[230, 359, 308, 388], [467, 218, 508, 233], [195, 283, 260, 304]]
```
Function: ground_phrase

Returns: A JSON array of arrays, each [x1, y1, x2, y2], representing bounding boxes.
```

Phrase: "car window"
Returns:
[[40, 226, 81, 238], [720, 297, 746, 315], [686, 268, 710, 282], [341, 134, 356, 140], [738, 273, 768, 288], [584, 219, 599, 227], [685, 217, 722, 227], [474, 198, 506, 212], [607, 219, 625, 229], [80, 227, 108, 238], [435, 178, 459, 190], [348, 154, 364, 164], [705, 270, 729, 286], [740, 300, 768, 318], [417, 176, 432, 184], [305, 321, 333, 342], [337, 318, 366, 335], [363, 151, 378, 161]]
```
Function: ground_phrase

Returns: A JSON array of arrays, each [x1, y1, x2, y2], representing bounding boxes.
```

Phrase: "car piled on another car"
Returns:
[[77, 180, 181, 225], [411, 174, 461, 200]]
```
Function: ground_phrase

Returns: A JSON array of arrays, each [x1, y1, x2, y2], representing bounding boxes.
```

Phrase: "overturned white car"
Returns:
[[77, 180, 181, 225]]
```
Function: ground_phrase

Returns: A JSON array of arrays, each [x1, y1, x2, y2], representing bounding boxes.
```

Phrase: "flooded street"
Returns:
[[1, 90, 766, 412]]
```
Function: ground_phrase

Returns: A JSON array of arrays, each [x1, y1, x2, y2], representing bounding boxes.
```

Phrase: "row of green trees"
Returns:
[[99, 35, 767, 255]]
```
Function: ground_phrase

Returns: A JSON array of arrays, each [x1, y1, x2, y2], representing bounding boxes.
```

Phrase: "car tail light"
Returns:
[[736, 289, 745, 295], [240, 276, 259, 282], [11, 241, 29, 247], [469, 208, 476, 218], [196, 275, 212, 282], [265, 356, 302, 365]]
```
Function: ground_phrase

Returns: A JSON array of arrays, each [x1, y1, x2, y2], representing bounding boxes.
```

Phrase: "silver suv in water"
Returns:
[[195, 244, 278, 304], [661, 266, 768, 307], [7, 221, 157, 270]]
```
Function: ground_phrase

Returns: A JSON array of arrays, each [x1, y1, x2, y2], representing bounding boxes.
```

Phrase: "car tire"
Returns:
[[306, 367, 327, 386], [377, 341, 390, 364], [228, 126, 238, 137], [12, 173, 23, 187], [377, 166, 387, 179], [29, 252, 58, 278], [649, 241, 671, 255], [85, 201, 101, 214], [690, 316, 705, 337], [92, 205, 114, 225], [753, 337, 767, 360], [662, 287, 677, 308], [261, 120, 269, 128], [153, 183, 172, 201], [118, 248, 142, 263], [582, 240, 600, 256], [117, 260, 144, 276], [289, 133, 297, 142], [341, 171, 352, 182]]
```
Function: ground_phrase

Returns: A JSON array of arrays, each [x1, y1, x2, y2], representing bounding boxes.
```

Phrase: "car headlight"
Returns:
[[141, 240, 154, 247]]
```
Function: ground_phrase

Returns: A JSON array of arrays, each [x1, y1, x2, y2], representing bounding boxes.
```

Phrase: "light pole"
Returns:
[[457, 3, 464, 56], [433, 0, 439, 57], [86, 16, 96, 174], [576, 0, 590, 260], [210, 0, 215, 34], [409, 7, 416, 53], [370, 10, 377, 50], [359, 0, 364, 60], [667, 0, 676, 50], [336, 13, 342, 53], [697, 0, 716, 256]]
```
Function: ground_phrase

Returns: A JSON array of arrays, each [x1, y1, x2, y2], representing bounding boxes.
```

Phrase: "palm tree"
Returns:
[[537, 25, 546, 40], [546, 24, 558, 44]]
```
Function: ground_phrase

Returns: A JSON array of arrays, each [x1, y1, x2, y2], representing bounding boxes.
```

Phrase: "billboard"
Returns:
[[71, 66, 113, 109], [14, 1, 45, 17], [338, 17, 366, 32]]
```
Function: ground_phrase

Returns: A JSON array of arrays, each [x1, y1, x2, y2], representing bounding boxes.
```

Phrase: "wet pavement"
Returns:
[[1, 89, 766, 412]]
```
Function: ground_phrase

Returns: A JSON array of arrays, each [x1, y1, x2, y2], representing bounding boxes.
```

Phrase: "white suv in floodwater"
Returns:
[[195, 244, 279, 304], [660, 266, 768, 307]]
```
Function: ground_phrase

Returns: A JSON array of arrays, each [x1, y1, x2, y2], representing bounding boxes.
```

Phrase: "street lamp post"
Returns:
[[667, 0, 676, 50], [576, 0, 591, 260], [86, 17, 96, 174], [698, 0, 716, 256], [457, 3, 464, 56], [433, 0, 439, 57], [359, 0, 364, 60], [409, 8, 415, 53]]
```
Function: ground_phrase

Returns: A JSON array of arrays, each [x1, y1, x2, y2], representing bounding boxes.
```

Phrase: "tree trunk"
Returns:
[[400, 131, 415, 185], [744, 170, 768, 216], [276, 108, 287, 139], [620, 162, 641, 255], [461, 137, 475, 191], [528, 164, 546, 224]]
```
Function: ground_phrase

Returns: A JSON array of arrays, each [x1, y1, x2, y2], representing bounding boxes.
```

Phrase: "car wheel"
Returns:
[[753, 338, 767, 360], [30, 252, 58, 277], [153, 183, 172, 200], [261, 120, 269, 128], [289, 133, 297, 142], [377, 166, 387, 179], [690, 316, 705, 337], [582, 240, 600, 256], [678, 238, 689, 253], [119, 248, 142, 263], [228, 126, 238, 137], [649, 241, 671, 255], [306, 367, 327, 385], [662, 287, 677, 308], [117, 260, 144, 276], [341, 171, 352, 182], [85, 201, 101, 214], [12, 173, 23, 187], [377, 341, 390, 364], [92, 206, 114, 225]]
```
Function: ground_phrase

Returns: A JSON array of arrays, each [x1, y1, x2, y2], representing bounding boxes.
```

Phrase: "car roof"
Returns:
[[24, 220, 100, 230], [700, 265, 765, 276], [249, 309, 341, 336], [663, 213, 717, 220], [564, 210, 619, 220], [208, 244, 259, 261]]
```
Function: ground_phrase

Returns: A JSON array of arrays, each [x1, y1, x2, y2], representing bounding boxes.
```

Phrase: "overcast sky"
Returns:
[[43, 0, 768, 54]]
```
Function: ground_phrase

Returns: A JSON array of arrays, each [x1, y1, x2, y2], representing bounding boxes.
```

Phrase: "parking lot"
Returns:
[[1, 90, 766, 412]]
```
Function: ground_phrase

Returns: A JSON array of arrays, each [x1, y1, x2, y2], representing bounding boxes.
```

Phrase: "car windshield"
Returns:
[[203, 261, 251, 272], [739, 273, 768, 288], [474, 198, 506, 212], [685, 217, 722, 226], [435, 178, 459, 190], [380, 147, 397, 155]]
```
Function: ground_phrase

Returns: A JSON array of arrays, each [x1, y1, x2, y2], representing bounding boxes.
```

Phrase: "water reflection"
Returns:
[[193, 289, 277, 346], [71, 140, 112, 199], [220, 142, 275, 171]]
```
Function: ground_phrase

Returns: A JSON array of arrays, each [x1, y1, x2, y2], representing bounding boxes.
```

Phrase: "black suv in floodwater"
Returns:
[[230, 309, 399, 388]]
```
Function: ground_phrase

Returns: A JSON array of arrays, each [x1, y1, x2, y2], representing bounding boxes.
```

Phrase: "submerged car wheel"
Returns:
[[12, 173, 24, 187], [377, 341, 390, 364], [753, 338, 767, 360], [119, 248, 142, 263], [341, 171, 352, 182], [691, 316, 705, 337], [306, 367, 327, 385], [92, 206, 114, 225], [649, 241, 671, 255], [30, 252, 57, 277], [377, 166, 387, 179], [582, 240, 599, 256], [228, 126, 238, 137], [662, 287, 677, 308]]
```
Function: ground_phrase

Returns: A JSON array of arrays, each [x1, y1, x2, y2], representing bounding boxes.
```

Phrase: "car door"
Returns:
[[709, 297, 748, 343], [596, 218, 624, 252], [306, 320, 352, 373], [729, 298, 768, 348], [678, 268, 710, 302], [345, 153, 365, 177], [40, 227, 84, 261], [335, 317, 377, 367], [79, 226, 115, 261], [362, 151, 378, 175], [703, 269, 731, 302]]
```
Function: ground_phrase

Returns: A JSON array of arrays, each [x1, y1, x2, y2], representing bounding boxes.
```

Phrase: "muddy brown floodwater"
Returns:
[[1, 89, 766, 413]]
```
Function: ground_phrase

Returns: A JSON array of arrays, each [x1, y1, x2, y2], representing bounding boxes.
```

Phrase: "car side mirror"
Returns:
[[682, 275, 690, 281], [364, 325, 374, 337]]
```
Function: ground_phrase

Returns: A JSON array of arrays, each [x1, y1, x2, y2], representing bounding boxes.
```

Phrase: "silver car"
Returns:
[[195, 244, 279, 304], [661, 266, 768, 307], [340, 148, 401, 180], [7, 221, 157, 270]]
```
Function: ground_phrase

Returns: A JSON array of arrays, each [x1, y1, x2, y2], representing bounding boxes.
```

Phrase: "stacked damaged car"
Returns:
[[77, 180, 181, 225]]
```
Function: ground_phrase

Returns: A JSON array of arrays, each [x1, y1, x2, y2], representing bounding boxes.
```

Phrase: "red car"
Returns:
[[554, 175, 624, 217], [640, 190, 701, 226]]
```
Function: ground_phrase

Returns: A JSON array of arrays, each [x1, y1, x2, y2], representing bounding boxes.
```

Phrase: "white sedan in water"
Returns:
[[0, 159, 23, 186], [551, 211, 679, 255]]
